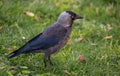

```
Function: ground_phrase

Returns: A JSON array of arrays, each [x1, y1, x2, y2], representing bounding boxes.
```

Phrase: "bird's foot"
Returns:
[[44, 64, 47, 67], [49, 61, 53, 66]]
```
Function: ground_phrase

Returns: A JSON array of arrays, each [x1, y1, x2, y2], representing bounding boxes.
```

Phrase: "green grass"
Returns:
[[0, 0, 120, 76]]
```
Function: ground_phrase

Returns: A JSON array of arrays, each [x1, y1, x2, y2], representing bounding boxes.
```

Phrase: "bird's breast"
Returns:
[[46, 27, 72, 54]]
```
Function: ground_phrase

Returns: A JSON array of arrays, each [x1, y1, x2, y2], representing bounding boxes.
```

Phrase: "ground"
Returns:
[[0, 0, 120, 76]]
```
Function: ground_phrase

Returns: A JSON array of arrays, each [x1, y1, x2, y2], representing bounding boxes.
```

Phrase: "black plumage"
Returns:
[[8, 11, 83, 67]]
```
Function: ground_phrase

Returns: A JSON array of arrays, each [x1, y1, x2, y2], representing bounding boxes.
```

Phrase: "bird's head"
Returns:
[[57, 11, 83, 27], [66, 11, 83, 20]]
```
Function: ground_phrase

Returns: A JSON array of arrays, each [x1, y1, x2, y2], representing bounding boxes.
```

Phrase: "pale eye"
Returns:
[[71, 16, 74, 18]]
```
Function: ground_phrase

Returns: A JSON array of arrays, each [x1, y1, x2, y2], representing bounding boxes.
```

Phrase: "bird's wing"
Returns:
[[28, 36, 60, 51], [21, 33, 62, 53], [8, 24, 67, 55], [7, 32, 60, 58]]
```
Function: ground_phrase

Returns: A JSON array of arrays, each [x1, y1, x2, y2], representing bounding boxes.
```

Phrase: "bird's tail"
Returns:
[[7, 50, 20, 58], [7, 43, 31, 58], [7, 45, 25, 58]]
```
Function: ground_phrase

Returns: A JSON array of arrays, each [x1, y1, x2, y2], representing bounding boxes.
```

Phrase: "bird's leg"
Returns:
[[44, 56, 47, 67], [48, 55, 53, 66]]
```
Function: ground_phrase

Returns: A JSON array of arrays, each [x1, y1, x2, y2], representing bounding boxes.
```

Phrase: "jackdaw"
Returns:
[[8, 11, 83, 67]]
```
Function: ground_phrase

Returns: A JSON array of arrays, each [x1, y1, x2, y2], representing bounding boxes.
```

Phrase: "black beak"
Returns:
[[75, 15, 83, 19]]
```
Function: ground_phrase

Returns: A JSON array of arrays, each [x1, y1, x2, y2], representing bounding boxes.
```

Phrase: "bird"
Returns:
[[7, 11, 83, 67]]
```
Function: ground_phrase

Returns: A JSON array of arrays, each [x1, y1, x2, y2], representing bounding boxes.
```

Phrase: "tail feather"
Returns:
[[7, 43, 31, 58], [7, 51, 20, 58]]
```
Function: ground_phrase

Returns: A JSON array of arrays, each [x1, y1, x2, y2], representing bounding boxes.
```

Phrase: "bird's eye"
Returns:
[[71, 16, 74, 19]]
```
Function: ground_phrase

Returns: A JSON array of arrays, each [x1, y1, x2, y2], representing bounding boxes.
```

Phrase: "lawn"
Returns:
[[0, 0, 120, 76]]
